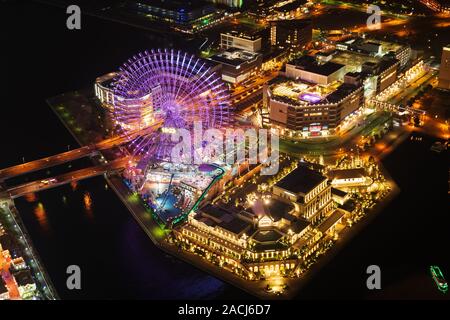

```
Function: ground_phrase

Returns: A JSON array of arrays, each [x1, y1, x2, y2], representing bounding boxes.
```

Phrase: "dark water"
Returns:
[[3, 2, 449, 300], [15, 177, 242, 299]]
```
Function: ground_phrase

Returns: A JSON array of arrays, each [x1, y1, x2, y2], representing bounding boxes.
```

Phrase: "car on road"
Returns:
[[39, 178, 57, 187]]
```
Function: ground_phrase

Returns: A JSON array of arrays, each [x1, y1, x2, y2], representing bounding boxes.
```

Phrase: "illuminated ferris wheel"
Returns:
[[112, 49, 232, 162]]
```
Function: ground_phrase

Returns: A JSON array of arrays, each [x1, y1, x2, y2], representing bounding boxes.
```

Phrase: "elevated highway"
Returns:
[[7, 157, 131, 199]]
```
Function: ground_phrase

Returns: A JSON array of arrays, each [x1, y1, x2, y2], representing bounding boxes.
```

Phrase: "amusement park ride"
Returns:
[[1, 49, 234, 228]]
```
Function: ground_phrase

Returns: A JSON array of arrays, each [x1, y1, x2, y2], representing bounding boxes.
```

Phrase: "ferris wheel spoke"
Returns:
[[112, 50, 231, 163]]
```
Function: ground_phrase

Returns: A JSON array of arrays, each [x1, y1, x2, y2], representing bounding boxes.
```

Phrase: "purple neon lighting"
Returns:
[[112, 49, 232, 162], [300, 93, 322, 103]]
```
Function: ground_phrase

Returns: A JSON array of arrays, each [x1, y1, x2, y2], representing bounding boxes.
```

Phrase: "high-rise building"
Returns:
[[270, 19, 312, 52], [438, 45, 450, 90], [220, 26, 266, 52]]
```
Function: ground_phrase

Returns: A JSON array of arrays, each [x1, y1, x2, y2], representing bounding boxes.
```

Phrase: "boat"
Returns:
[[430, 141, 448, 153], [430, 265, 448, 293]]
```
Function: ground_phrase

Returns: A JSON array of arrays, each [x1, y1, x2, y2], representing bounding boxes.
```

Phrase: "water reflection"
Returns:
[[70, 180, 78, 191], [83, 191, 93, 219], [33, 202, 50, 233], [24, 193, 37, 203]]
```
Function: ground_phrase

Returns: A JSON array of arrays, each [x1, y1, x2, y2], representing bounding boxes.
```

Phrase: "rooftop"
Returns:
[[198, 216, 217, 227], [331, 187, 348, 198], [340, 199, 357, 212], [209, 48, 261, 67], [219, 217, 251, 236], [253, 241, 289, 252], [270, 76, 362, 106], [345, 37, 409, 56], [345, 72, 361, 78], [275, 166, 327, 195], [326, 83, 362, 102], [199, 204, 233, 223], [330, 50, 381, 73], [288, 55, 345, 76], [269, 76, 343, 106], [259, 198, 294, 222], [327, 168, 366, 180], [221, 23, 266, 40], [274, 0, 308, 12], [290, 218, 310, 234], [13, 269, 34, 287], [377, 39, 409, 55], [252, 229, 284, 243], [317, 210, 345, 234], [95, 72, 117, 88], [269, 18, 311, 29]]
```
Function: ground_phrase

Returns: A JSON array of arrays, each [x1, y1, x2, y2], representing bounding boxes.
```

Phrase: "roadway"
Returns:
[[7, 156, 131, 199], [0, 120, 162, 182], [0, 135, 124, 182], [0, 145, 97, 182]]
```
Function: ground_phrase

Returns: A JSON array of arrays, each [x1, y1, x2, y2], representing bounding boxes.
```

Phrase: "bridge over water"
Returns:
[[6, 156, 130, 199]]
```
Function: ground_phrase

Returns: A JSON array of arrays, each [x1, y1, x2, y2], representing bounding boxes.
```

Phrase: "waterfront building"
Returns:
[[326, 168, 372, 189], [272, 166, 333, 223], [438, 45, 450, 90], [129, 0, 224, 33], [176, 165, 346, 278]]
